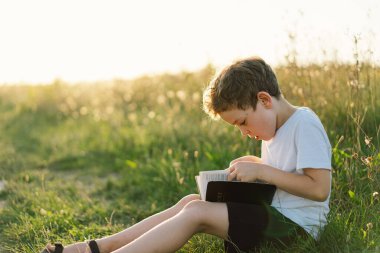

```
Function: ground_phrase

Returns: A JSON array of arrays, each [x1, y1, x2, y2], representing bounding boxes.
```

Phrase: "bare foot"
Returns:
[[44, 242, 90, 253]]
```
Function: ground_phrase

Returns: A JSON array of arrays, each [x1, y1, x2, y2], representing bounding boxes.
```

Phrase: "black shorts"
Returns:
[[224, 202, 309, 253]]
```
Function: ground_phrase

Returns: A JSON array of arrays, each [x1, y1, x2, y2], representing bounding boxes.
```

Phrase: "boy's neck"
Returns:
[[275, 96, 297, 130]]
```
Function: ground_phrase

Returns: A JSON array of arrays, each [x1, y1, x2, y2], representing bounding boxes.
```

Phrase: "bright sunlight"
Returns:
[[0, 0, 379, 84]]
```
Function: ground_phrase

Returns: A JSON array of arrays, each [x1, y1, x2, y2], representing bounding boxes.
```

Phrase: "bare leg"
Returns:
[[44, 194, 200, 253], [97, 194, 200, 252], [111, 199, 229, 253]]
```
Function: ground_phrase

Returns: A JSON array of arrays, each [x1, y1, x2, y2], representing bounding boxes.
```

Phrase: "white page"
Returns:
[[198, 170, 228, 200]]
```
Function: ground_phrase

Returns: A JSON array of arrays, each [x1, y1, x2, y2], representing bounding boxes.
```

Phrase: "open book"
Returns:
[[195, 170, 276, 205]]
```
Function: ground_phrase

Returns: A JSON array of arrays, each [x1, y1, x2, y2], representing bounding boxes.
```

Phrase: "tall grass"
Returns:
[[0, 60, 379, 252]]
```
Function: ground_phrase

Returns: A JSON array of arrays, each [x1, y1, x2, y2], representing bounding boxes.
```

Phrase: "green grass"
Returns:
[[0, 63, 379, 252]]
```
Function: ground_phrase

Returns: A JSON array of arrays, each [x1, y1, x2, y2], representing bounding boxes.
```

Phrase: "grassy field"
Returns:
[[0, 62, 379, 252]]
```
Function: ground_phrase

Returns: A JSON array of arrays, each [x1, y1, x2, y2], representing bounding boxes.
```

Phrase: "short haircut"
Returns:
[[203, 56, 281, 119]]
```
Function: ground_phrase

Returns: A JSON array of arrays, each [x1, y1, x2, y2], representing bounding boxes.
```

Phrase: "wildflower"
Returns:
[[364, 136, 372, 147], [176, 90, 186, 101], [172, 161, 181, 169], [347, 80, 364, 89], [40, 208, 48, 216], [194, 150, 199, 158], [148, 111, 156, 119], [352, 152, 358, 159], [125, 160, 137, 169], [167, 148, 173, 156], [366, 223, 373, 230], [361, 156, 373, 166], [373, 192, 379, 200], [177, 176, 184, 185], [347, 80, 358, 87]]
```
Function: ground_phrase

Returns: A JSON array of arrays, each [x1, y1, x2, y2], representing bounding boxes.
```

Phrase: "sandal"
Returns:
[[41, 240, 100, 253]]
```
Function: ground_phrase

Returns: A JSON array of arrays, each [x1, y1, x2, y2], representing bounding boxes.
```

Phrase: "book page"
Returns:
[[197, 170, 228, 200], [199, 170, 228, 181]]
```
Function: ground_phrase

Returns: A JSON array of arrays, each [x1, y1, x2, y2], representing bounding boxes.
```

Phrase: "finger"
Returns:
[[225, 166, 234, 171], [229, 157, 243, 167], [227, 170, 237, 181]]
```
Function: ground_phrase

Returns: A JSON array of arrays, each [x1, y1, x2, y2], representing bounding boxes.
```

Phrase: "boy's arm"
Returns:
[[228, 162, 331, 202]]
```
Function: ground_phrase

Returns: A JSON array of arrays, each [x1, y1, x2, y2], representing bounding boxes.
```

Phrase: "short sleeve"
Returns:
[[295, 116, 332, 172]]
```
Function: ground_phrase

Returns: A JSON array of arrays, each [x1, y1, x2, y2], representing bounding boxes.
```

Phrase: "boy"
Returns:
[[43, 57, 331, 253], [203, 56, 331, 252]]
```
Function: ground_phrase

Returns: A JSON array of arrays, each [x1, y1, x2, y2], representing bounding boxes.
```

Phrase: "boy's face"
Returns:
[[218, 101, 277, 141]]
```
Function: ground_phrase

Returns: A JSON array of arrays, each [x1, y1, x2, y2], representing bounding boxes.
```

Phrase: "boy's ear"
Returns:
[[257, 92, 273, 108]]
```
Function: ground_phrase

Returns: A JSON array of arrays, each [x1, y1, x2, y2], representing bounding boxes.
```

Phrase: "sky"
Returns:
[[0, 0, 379, 84]]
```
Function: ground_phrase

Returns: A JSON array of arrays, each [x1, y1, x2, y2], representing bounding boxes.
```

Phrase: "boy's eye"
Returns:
[[240, 120, 246, 126]]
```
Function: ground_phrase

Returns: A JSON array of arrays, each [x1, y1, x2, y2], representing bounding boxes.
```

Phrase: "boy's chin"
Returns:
[[250, 135, 272, 141], [249, 135, 262, 140]]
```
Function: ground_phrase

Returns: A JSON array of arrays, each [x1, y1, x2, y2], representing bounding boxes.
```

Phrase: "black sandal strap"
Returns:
[[54, 243, 64, 253], [88, 240, 100, 253]]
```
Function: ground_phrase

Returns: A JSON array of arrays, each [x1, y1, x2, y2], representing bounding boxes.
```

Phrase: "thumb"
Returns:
[[227, 169, 237, 181], [228, 166, 236, 173]]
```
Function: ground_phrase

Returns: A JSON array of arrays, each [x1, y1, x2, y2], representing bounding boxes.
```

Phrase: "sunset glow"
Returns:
[[0, 0, 379, 84]]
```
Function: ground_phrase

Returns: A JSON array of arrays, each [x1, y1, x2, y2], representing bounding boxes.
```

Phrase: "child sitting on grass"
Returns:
[[42, 56, 331, 253]]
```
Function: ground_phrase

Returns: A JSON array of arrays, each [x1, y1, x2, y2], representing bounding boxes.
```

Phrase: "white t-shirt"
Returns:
[[261, 107, 332, 239]]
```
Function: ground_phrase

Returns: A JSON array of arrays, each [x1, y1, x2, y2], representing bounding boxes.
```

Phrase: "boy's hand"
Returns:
[[229, 155, 262, 167], [227, 161, 264, 182]]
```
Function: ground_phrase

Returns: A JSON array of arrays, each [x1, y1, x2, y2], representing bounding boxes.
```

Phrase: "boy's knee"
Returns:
[[185, 194, 201, 201], [181, 200, 208, 231], [176, 194, 200, 208]]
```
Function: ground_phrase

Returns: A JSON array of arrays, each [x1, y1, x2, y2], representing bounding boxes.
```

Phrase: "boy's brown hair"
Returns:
[[203, 56, 281, 119]]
